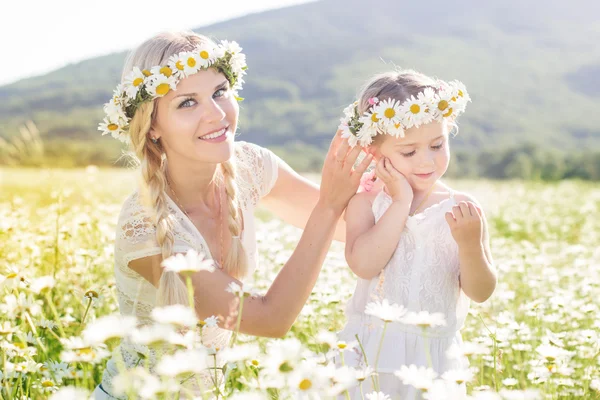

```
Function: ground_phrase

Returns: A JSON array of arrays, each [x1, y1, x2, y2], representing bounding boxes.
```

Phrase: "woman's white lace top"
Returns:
[[100, 142, 279, 397]]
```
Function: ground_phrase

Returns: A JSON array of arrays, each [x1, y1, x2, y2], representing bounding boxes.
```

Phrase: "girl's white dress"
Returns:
[[93, 142, 279, 399], [338, 190, 470, 399]]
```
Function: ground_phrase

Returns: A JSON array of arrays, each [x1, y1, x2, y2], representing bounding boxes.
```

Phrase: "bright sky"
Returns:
[[0, 0, 314, 86]]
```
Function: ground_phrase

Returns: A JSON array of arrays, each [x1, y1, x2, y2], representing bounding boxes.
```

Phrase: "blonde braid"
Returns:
[[220, 159, 248, 279], [129, 102, 188, 306]]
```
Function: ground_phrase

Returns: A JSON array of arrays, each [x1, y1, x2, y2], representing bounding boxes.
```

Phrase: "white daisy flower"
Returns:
[[364, 299, 407, 323], [60, 345, 110, 364], [219, 343, 261, 363], [156, 348, 209, 377], [98, 117, 125, 139], [400, 94, 429, 129], [196, 43, 217, 67], [123, 67, 147, 100], [374, 98, 402, 127], [203, 315, 219, 328], [416, 87, 437, 125], [162, 249, 215, 274], [146, 74, 177, 98], [229, 392, 268, 400], [288, 360, 329, 395], [226, 282, 244, 296], [49, 387, 90, 400], [441, 368, 474, 385], [29, 275, 55, 294], [394, 364, 438, 391], [168, 53, 187, 79], [401, 311, 447, 328], [535, 343, 572, 363], [181, 51, 201, 75], [387, 122, 405, 138], [150, 64, 175, 79], [432, 85, 454, 120], [151, 305, 198, 328], [103, 98, 127, 122], [423, 379, 470, 400], [449, 80, 471, 112], [366, 392, 391, 400], [263, 338, 304, 375], [82, 314, 137, 345]]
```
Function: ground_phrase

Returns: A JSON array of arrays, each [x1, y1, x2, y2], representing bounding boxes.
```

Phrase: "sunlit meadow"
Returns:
[[1, 167, 599, 399]]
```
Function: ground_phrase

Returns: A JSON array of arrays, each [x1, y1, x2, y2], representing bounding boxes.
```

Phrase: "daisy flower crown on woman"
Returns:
[[98, 40, 247, 143], [338, 79, 471, 148]]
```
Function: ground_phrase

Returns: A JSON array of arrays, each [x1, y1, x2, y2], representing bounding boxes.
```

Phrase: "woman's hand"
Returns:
[[376, 157, 413, 203], [318, 132, 373, 214]]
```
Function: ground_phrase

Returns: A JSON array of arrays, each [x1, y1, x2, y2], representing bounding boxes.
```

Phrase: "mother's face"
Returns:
[[151, 68, 239, 165]]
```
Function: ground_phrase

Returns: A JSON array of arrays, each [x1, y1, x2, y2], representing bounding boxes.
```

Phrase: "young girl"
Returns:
[[338, 70, 497, 398]]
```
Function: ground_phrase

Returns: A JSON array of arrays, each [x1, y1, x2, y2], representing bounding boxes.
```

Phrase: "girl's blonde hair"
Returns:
[[123, 31, 247, 307], [357, 69, 456, 145]]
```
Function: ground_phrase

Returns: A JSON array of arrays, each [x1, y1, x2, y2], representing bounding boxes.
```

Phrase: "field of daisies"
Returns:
[[1, 167, 599, 400]]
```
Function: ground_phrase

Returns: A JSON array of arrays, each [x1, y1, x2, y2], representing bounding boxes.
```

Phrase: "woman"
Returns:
[[93, 31, 371, 398]]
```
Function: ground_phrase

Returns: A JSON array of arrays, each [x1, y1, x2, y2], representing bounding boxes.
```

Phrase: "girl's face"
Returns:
[[151, 68, 239, 165], [373, 121, 450, 192]]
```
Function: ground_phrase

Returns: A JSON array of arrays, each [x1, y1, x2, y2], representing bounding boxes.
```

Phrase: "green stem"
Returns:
[[186, 275, 194, 309], [422, 329, 433, 368], [44, 292, 66, 338], [24, 311, 47, 355], [373, 321, 388, 392], [80, 298, 93, 330], [229, 295, 245, 347], [355, 333, 377, 391]]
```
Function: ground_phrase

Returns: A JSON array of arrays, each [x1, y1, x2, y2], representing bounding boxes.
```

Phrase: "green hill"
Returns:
[[1, 0, 599, 172]]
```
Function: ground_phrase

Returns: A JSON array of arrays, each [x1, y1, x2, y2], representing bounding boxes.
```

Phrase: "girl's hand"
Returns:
[[375, 157, 413, 203], [445, 201, 484, 248], [319, 131, 373, 213]]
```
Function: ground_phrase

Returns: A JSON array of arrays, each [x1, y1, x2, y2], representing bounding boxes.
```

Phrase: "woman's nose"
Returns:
[[200, 98, 226, 123]]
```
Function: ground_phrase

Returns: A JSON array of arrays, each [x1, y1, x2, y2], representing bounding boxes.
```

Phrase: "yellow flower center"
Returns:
[[451, 96, 457, 102], [15, 342, 26, 349], [442, 108, 453, 118], [42, 380, 55, 388], [394, 123, 402, 129], [176, 61, 184, 71], [133, 78, 144, 87], [251, 359, 259, 366], [85, 290, 98, 299], [7, 273, 17, 279], [337, 342, 347, 349], [371, 113, 379, 122], [410, 104, 421, 114], [187, 57, 197, 68], [142, 69, 152, 77], [279, 362, 293, 373], [437, 100, 449, 111], [298, 379, 312, 391], [200, 50, 210, 60], [78, 348, 95, 356], [156, 83, 171, 96], [107, 124, 119, 131], [160, 66, 173, 77], [458, 90, 464, 97], [384, 108, 396, 119]]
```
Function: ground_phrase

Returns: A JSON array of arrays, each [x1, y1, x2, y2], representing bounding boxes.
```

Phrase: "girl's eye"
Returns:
[[402, 150, 416, 157], [178, 98, 196, 109], [431, 143, 444, 150]]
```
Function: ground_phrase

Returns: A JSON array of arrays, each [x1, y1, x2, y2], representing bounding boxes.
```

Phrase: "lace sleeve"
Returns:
[[235, 141, 280, 208], [115, 192, 162, 267]]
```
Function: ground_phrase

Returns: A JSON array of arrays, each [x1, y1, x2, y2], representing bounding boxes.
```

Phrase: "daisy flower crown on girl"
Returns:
[[338, 79, 471, 147], [98, 40, 247, 143]]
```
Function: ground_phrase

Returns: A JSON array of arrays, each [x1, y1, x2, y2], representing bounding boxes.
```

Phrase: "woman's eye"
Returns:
[[213, 88, 227, 98], [178, 98, 196, 108], [402, 150, 416, 157]]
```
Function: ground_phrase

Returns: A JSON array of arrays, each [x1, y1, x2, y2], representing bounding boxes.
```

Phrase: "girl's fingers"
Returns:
[[459, 201, 471, 217], [452, 205, 463, 219], [445, 212, 457, 228]]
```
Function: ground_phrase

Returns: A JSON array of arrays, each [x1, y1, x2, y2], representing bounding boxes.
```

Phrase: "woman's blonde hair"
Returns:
[[357, 69, 456, 145], [123, 31, 247, 307]]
